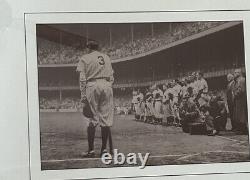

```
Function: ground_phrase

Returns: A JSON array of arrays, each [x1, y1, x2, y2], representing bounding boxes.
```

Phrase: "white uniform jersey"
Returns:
[[188, 82, 198, 96], [179, 85, 185, 97], [167, 88, 175, 97], [132, 95, 138, 104], [172, 84, 181, 97], [198, 78, 208, 93], [134, 94, 143, 116], [76, 51, 114, 82], [138, 93, 144, 102]]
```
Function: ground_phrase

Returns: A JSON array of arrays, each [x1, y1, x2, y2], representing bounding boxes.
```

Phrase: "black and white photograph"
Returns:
[[36, 20, 249, 171], [3, 0, 250, 179]]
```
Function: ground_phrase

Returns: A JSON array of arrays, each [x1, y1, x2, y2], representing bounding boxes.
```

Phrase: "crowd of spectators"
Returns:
[[40, 97, 81, 110], [39, 96, 131, 113], [114, 95, 131, 107], [40, 97, 60, 110], [37, 39, 85, 65], [39, 79, 79, 87], [38, 22, 225, 64], [102, 22, 224, 59]]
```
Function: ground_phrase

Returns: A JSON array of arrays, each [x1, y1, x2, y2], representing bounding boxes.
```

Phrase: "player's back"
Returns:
[[83, 51, 113, 81]]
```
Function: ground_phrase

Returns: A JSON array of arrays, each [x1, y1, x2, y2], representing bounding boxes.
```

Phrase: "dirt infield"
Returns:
[[40, 112, 250, 170]]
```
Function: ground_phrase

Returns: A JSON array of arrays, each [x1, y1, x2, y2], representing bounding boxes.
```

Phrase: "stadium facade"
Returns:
[[37, 21, 245, 109]]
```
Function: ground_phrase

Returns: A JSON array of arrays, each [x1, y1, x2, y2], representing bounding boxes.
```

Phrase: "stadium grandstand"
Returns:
[[37, 21, 245, 110]]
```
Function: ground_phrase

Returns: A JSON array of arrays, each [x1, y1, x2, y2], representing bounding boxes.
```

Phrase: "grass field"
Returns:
[[40, 112, 250, 170]]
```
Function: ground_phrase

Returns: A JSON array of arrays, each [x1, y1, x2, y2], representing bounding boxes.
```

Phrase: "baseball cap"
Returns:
[[86, 40, 99, 50]]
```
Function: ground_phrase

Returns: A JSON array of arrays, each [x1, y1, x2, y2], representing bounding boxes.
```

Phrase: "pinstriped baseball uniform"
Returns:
[[153, 89, 164, 119], [77, 51, 114, 127]]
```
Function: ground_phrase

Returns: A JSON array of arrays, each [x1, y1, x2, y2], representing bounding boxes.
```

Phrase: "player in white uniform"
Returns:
[[134, 91, 142, 121], [162, 83, 174, 125], [131, 90, 138, 113], [138, 91, 145, 121], [172, 80, 182, 126], [144, 90, 154, 123], [172, 80, 181, 104], [152, 85, 164, 124], [196, 72, 208, 107], [76, 41, 114, 157], [132, 91, 140, 120], [197, 72, 208, 93], [180, 79, 188, 99]]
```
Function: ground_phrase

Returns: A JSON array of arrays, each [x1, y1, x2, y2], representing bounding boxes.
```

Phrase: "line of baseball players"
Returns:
[[132, 70, 248, 136], [132, 72, 207, 124]]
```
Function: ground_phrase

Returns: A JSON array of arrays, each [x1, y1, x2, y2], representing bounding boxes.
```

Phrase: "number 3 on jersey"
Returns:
[[98, 56, 105, 65]]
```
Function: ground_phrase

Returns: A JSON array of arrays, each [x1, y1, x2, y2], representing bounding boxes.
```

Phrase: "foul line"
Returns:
[[176, 153, 201, 161], [215, 135, 248, 143], [231, 141, 249, 147], [176, 150, 249, 161]]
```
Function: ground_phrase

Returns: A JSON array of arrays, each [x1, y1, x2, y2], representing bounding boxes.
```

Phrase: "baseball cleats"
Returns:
[[82, 150, 95, 158]]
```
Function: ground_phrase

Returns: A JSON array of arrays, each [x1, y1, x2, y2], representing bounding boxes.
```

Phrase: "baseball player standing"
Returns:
[[76, 41, 114, 158], [152, 84, 164, 124]]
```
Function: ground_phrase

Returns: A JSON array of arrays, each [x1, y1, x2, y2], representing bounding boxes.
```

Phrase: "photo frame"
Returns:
[[24, 10, 250, 180]]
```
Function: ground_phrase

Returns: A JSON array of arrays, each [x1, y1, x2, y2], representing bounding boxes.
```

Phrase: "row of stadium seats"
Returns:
[[37, 22, 225, 64], [39, 97, 81, 110], [102, 22, 225, 60], [39, 79, 79, 87], [38, 63, 242, 88], [39, 96, 131, 111]]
